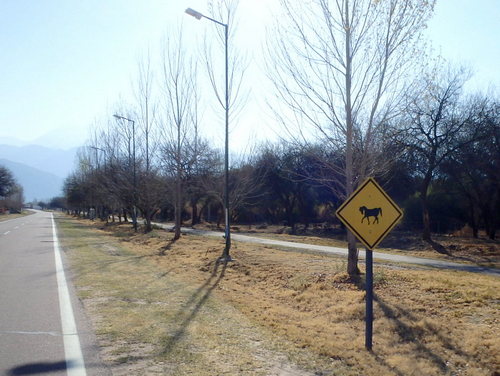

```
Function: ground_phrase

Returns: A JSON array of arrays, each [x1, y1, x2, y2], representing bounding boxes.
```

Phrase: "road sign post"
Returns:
[[365, 248, 373, 350], [335, 177, 403, 350]]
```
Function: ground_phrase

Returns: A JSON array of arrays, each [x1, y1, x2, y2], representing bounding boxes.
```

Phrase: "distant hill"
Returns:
[[31, 126, 89, 150], [0, 144, 78, 178], [0, 158, 64, 202], [0, 137, 29, 147]]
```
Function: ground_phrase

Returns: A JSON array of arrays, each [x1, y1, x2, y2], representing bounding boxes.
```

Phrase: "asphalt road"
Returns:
[[0, 211, 109, 376]]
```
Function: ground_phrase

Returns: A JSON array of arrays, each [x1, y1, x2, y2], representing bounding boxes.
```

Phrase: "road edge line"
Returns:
[[51, 213, 87, 376]]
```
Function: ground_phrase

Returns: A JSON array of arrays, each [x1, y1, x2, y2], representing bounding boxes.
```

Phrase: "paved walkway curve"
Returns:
[[156, 223, 500, 277]]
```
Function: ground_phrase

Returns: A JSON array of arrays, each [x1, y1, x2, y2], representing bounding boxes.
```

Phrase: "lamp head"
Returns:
[[185, 7, 203, 20]]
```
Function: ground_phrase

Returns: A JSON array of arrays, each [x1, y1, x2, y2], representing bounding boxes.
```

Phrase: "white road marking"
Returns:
[[51, 214, 87, 376], [3, 231, 10, 235], [14, 226, 19, 229]]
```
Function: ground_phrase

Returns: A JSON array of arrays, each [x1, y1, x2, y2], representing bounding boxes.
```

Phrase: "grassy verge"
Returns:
[[57, 216, 330, 375], [57, 215, 499, 375], [0, 210, 33, 222]]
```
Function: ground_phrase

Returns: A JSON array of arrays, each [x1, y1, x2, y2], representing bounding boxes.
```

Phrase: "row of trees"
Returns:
[[61, 0, 498, 277], [62, 90, 498, 239], [0, 165, 24, 213]]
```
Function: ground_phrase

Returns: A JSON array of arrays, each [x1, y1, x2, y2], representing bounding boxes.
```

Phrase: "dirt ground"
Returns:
[[59, 216, 499, 376]]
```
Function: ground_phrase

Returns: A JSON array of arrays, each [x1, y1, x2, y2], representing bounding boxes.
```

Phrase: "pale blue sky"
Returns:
[[425, 0, 499, 92], [0, 0, 498, 150]]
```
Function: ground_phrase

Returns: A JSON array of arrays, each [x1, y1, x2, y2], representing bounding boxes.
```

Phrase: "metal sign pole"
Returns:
[[365, 248, 373, 350]]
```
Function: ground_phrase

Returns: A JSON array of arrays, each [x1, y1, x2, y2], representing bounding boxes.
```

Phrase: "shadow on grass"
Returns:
[[160, 259, 228, 356], [426, 239, 450, 255], [345, 273, 378, 291], [373, 294, 473, 375], [159, 238, 178, 256]]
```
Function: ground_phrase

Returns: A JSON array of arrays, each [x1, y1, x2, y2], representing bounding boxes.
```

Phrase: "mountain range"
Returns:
[[0, 144, 79, 202]]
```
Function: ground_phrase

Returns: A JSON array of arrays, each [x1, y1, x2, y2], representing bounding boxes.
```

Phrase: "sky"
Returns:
[[0, 0, 499, 151]]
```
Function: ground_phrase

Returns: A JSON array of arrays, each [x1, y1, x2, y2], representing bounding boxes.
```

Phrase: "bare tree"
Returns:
[[204, 0, 247, 121], [462, 99, 499, 239], [85, 114, 139, 224], [5, 184, 24, 213], [267, 0, 435, 276], [441, 99, 500, 239], [160, 27, 199, 240], [402, 66, 486, 246], [200, 149, 266, 227], [134, 54, 163, 232]]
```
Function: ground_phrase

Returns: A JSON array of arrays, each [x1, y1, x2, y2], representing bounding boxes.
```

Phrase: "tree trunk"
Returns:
[[144, 210, 153, 233], [286, 207, 296, 234], [191, 199, 199, 226], [421, 193, 432, 242], [420, 171, 433, 243], [347, 231, 360, 276], [174, 195, 181, 240], [343, 0, 359, 277], [216, 205, 223, 228], [206, 203, 211, 223], [472, 228, 478, 238], [481, 204, 497, 240], [469, 207, 478, 238], [485, 213, 496, 239]]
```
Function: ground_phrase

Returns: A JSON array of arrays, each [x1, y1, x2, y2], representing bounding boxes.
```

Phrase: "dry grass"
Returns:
[[58, 216, 499, 376], [58, 217, 326, 375], [0, 210, 32, 222]]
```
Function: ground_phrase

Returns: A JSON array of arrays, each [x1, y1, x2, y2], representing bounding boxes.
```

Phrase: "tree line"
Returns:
[[60, 93, 498, 239], [55, 0, 498, 277], [0, 165, 24, 213]]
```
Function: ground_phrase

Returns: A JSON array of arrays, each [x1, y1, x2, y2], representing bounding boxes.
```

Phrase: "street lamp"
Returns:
[[89, 145, 105, 169], [113, 114, 138, 232], [89, 145, 106, 221], [185, 7, 231, 262]]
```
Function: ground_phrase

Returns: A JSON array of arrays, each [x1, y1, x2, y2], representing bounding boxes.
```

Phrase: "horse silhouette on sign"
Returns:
[[359, 206, 382, 225]]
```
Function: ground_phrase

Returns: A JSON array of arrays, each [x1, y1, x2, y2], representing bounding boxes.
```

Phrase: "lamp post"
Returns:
[[89, 145, 105, 220], [89, 145, 105, 169], [113, 114, 137, 232], [185, 7, 231, 262]]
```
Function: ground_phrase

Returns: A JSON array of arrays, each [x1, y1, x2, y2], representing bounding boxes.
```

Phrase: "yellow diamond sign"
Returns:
[[336, 177, 403, 250]]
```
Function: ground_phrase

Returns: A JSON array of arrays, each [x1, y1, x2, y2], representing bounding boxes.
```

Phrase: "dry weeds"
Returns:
[[58, 216, 499, 376]]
